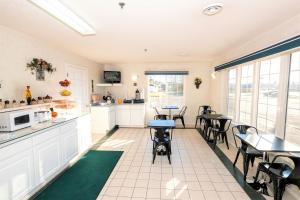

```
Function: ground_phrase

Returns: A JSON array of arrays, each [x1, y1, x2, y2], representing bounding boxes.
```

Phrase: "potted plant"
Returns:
[[26, 58, 56, 80]]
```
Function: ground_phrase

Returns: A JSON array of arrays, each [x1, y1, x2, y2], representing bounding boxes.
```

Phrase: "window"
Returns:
[[148, 75, 184, 108], [239, 64, 254, 124], [285, 51, 300, 143], [227, 69, 237, 119], [257, 57, 280, 134]]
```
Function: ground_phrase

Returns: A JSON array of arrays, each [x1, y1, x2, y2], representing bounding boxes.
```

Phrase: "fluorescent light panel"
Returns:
[[29, 0, 96, 35]]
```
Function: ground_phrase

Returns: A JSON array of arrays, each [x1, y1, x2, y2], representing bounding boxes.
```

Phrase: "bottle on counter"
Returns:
[[4, 100, 10, 108], [135, 89, 140, 100], [12, 100, 19, 108], [20, 100, 26, 107], [0, 99, 3, 109], [24, 86, 32, 105]]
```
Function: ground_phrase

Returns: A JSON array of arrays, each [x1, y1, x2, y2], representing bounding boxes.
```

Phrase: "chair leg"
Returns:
[[250, 157, 255, 167], [180, 117, 185, 128], [195, 118, 198, 128], [152, 145, 157, 164], [254, 167, 261, 182], [243, 155, 251, 180], [166, 144, 171, 164], [224, 133, 229, 149], [207, 128, 211, 140], [233, 149, 240, 166], [273, 178, 286, 200], [213, 131, 218, 149]]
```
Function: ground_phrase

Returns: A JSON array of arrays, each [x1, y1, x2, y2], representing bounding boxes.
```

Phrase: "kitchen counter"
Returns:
[[91, 102, 145, 107], [91, 103, 145, 133], [0, 112, 89, 148], [0, 112, 92, 200]]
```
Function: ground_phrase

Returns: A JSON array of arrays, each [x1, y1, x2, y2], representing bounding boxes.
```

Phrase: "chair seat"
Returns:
[[173, 115, 181, 118], [246, 146, 263, 155], [259, 162, 293, 178]]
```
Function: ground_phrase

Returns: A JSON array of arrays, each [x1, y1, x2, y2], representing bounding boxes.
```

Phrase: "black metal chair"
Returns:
[[201, 110, 217, 140], [254, 154, 300, 200], [208, 117, 231, 149], [173, 106, 187, 128], [195, 105, 212, 128], [154, 107, 168, 120], [150, 127, 173, 164], [232, 125, 264, 180]]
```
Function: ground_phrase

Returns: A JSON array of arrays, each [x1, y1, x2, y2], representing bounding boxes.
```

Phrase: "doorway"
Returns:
[[65, 65, 89, 112]]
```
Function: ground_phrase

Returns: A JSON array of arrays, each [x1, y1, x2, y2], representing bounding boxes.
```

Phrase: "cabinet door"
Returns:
[[116, 108, 131, 126], [109, 109, 116, 130], [77, 115, 92, 153], [0, 149, 34, 200], [34, 136, 61, 185], [61, 129, 78, 164], [130, 109, 145, 126]]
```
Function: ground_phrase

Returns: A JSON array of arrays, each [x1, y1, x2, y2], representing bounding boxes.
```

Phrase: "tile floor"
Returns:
[[96, 128, 251, 200]]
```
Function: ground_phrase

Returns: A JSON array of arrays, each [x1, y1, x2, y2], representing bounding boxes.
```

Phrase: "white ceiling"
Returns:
[[0, 0, 299, 63]]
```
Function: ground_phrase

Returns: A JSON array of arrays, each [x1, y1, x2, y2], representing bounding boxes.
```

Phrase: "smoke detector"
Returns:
[[203, 3, 223, 16]]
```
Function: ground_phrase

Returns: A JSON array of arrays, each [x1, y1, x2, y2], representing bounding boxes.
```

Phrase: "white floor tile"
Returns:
[[96, 128, 250, 200]]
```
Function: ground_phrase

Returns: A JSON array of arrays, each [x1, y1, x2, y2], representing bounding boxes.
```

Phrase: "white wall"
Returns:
[[101, 63, 213, 127], [0, 25, 102, 103]]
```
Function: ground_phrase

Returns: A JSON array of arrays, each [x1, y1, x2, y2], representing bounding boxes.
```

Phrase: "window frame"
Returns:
[[225, 47, 300, 139], [147, 74, 186, 109]]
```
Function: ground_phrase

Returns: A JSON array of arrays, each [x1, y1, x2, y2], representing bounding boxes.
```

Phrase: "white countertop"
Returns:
[[0, 112, 89, 148]]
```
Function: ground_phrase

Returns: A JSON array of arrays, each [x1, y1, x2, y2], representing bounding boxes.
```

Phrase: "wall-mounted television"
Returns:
[[104, 71, 121, 83]]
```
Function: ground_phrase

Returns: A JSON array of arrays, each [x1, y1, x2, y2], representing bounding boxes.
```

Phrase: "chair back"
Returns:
[[179, 106, 187, 116], [154, 107, 160, 115], [214, 118, 231, 132], [154, 115, 167, 120], [287, 156, 300, 188], [232, 125, 258, 135], [198, 105, 211, 115], [232, 125, 258, 148]]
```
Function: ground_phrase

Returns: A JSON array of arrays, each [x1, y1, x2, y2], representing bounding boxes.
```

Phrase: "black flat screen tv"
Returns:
[[104, 71, 121, 83]]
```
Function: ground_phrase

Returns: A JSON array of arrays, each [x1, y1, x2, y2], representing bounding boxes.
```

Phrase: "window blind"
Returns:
[[215, 35, 300, 71], [144, 71, 189, 75]]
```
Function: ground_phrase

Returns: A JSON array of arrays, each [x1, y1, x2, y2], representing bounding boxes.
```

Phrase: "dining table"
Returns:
[[161, 105, 179, 119], [235, 133, 300, 161], [235, 133, 300, 196]]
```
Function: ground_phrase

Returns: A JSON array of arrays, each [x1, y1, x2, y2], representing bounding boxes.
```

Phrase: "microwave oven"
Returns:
[[0, 109, 34, 132]]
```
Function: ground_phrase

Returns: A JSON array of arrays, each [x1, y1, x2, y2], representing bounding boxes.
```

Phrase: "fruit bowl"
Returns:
[[59, 79, 71, 87], [60, 89, 72, 96]]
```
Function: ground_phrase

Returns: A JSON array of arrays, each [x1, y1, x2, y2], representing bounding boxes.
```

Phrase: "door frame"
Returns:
[[65, 64, 89, 109]]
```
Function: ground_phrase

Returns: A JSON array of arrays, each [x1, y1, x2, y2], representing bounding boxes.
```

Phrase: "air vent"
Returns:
[[203, 3, 223, 16]]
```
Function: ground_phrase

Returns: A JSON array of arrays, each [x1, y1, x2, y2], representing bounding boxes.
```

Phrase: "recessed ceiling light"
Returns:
[[28, 0, 96, 36], [203, 3, 223, 16]]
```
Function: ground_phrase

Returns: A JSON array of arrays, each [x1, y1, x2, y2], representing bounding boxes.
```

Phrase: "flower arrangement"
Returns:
[[26, 58, 56, 75]]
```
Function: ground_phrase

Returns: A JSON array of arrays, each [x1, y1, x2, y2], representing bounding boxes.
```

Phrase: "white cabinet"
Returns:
[[116, 104, 145, 127], [91, 106, 116, 134], [0, 139, 35, 200], [77, 115, 92, 153], [130, 109, 145, 126], [0, 115, 92, 200], [109, 108, 116, 130], [60, 121, 78, 165], [33, 128, 61, 185], [116, 106, 131, 126]]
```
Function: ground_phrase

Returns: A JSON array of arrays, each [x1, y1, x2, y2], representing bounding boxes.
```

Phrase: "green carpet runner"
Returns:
[[34, 150, 123, 200]]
